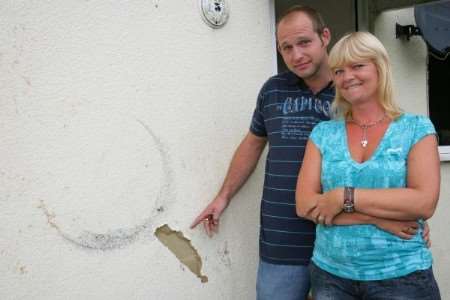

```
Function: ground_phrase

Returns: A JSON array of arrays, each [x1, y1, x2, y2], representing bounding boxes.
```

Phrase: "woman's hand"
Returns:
[[310, 188, 344, 225]]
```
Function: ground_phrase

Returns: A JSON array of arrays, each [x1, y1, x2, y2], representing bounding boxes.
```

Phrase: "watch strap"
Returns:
[[343, 186, 355, 213]]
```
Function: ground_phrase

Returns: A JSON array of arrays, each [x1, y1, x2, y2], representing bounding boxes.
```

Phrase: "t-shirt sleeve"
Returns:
[[249, 88, 267, 137], [411, 115, 437, 146], [308, 122, 325, 151]]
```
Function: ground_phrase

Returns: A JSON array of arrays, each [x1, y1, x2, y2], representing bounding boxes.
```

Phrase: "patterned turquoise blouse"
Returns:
[[309, 113, 436, 280]]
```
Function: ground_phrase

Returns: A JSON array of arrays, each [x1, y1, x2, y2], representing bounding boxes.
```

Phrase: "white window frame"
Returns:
[[438, 146, 450, 161]]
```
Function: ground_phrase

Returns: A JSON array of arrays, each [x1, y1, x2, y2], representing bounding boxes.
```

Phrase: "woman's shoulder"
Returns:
[[316, 119, 343, 129], [310, 119, 345, 150], [395, 112, 432, 125], [311, 119, 343, 139], [393, 112, 436, 144]]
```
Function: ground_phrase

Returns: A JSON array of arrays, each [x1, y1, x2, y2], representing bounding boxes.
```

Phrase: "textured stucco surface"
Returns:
[[0, 1, 273, 299], [375, 7, 450, 298]]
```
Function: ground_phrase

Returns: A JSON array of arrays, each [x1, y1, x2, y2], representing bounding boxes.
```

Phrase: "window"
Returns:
[[428, 51, 450, 161], [414, 0, 450, 161]]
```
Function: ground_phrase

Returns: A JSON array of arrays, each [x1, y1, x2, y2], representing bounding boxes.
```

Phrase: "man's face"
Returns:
[[277, 12, 330, 81]]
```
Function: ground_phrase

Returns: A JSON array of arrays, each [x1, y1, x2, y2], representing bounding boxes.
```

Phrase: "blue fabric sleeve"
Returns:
[[249, 88, 267, 137], [411, 115, 436, 146], [308, 122, 324, 151]]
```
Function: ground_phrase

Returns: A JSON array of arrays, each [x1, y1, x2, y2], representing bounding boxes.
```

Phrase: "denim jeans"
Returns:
[[310, 262, 441, 300], [256, 260, 310, 300]]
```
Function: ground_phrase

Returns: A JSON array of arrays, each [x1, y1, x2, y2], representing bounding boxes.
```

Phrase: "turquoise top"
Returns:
[[309, 113, 436, 280]]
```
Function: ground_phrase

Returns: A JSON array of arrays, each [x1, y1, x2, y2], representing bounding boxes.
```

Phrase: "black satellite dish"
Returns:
[[415, 0, 450, 57]]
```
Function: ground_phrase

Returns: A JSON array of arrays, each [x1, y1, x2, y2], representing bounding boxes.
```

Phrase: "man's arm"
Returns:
[[191, 131, 267, 236]]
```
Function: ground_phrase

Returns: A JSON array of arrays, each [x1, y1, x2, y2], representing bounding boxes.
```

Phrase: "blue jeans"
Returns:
[[310, 262, 441, 300], [256, 260, 310, 300]]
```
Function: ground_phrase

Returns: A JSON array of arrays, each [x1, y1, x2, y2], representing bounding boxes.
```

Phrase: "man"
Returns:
[[192, 6, 332, 299]]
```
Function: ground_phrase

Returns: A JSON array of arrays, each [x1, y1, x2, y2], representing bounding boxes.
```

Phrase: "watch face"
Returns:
[[200, 0, 230, 28], [343, 203, 354, 213], [343, 207, 353, 213]]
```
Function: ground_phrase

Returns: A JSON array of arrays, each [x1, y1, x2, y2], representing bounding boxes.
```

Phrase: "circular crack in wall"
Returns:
[[39, 114, 175, 250]]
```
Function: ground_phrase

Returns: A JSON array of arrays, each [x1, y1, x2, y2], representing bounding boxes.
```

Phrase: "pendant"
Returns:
[[361, 139, 368, 147]]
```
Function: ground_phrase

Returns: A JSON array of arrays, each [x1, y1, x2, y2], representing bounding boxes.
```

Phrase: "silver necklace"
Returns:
[[349, 114, 387, 148]]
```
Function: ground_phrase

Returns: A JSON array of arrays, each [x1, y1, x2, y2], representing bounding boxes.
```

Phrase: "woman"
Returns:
[[296, 32, 441, 299]]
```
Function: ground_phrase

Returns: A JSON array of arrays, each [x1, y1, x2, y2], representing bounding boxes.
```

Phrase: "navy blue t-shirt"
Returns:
[[250, 71, 334, 265]]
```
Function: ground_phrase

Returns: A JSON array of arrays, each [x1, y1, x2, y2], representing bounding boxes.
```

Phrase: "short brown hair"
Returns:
[[276, 5, 327, 37]]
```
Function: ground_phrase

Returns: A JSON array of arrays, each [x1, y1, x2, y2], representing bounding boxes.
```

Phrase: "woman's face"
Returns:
[[333, 60, 379, 106]]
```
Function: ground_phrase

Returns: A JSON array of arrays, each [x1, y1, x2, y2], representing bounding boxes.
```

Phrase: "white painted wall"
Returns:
[[0, 1, 274, 299], [375, 7, 450, 298]]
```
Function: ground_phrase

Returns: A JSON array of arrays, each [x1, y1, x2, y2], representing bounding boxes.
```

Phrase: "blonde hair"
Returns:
[[328, 31, 402, 120]]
